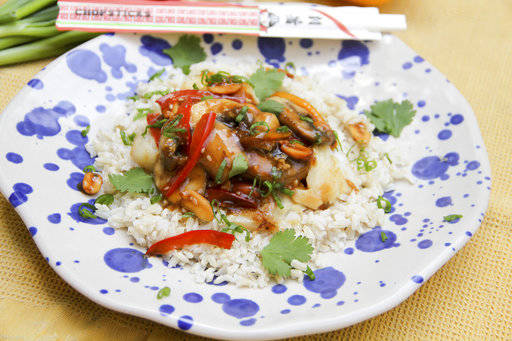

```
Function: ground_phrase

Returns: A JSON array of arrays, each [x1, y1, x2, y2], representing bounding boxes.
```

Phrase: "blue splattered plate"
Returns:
[[0, 33, 490, 339]]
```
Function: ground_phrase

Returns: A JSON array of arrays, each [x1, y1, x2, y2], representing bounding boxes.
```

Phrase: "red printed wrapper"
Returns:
[[56, 0, 406, 40]]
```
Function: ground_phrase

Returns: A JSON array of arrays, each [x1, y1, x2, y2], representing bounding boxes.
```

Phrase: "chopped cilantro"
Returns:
[[444, 214, 462, 222], [258, 99, 284, 114], [211, 201, 251, 242], [163, 35, 206, 75], [201, 95, 214, 101], [201, 70, 251, 86], [133, 108, 151, 121], [261, 229, 314, 278], [81, 125, 90, 137], [109, 167, 154, 194], [384, 152, 392, 164], [228, 153, 248, 178], [120, 131, 136, 146], [95, 194, 114, 206], [193, 83, 199, 90], [149, 68, 165, 81], [364, 99, 416, 137], [143, 89, 170, 99], [161, 115, 185, 138], [182, 212, 196, 218], [157, 286, 170, 299], [249, 67, 285, 101]]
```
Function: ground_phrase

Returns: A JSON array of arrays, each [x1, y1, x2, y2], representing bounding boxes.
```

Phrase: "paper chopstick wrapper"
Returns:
[[56, 0, 406, 40]]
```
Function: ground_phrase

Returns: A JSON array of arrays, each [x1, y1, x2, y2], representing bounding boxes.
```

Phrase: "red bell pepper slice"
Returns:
[[146, 230, 235, 256], [206, 188, 258, 209], [164, 112, 217, 197]]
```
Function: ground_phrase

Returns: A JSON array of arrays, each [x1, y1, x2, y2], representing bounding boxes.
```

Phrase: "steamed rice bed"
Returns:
[[86, 62, 409, 287]]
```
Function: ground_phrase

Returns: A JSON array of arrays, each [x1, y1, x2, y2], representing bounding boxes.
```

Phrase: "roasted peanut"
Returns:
[[347, 122, 371, 144], [82, 172, 103, 195], [179, 190, 214, 222]]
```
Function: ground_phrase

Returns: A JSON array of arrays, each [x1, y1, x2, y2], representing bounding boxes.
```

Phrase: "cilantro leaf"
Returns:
[[108, 167, 154, 194], [364, 99, 416, 137], [261, 229, 313, 278], [163, 35, 206, 75], [249, 67, 285, 102], [258, 99, 284, 114]]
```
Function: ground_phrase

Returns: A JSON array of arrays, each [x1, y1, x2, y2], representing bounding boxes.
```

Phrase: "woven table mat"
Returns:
[[0, 0, 511, 339]]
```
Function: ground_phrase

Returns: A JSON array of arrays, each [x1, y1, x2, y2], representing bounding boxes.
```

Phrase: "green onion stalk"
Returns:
[[0, 31, 100, 66], [0, 35, 36, 50], [0, 0, 56, 24], [0, 5, 59, 39]]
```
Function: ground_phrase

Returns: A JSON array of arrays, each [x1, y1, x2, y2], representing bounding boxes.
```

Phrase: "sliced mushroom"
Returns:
[[245, 151, 310, 186], [245, 151, 275, 182], [190, 99, 240, 126], [198, 122, 243, 184], [268, 95, 335, 145]]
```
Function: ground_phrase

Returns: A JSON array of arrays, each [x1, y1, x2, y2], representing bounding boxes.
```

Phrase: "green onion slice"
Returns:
[[83, 165, 96, 173], [81, 125, 90, 137], [78, 203, 97, 219], [215, 159, 228, 184], [157, 286, 170, 299], [249, 121, 270, 135], [377, 195, 392, 213]]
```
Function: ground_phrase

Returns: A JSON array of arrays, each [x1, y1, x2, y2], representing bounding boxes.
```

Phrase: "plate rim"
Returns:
[[0, 33, 492, 340]]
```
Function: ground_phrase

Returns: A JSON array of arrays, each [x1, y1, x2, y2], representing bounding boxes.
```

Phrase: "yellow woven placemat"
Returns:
[[0, 0, 511, 339]]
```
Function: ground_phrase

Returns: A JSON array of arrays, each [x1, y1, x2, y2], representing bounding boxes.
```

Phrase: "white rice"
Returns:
[[86, 61, 410, 287]]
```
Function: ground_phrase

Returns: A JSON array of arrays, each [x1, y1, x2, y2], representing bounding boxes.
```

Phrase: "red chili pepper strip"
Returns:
[[206, 188, 258, 209], [146, 113, 162, 147], [146, 230, 235, 256], [164, 112, 217, 197]]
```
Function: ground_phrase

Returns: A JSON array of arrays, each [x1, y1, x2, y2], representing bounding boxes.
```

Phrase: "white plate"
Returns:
[[0, 33, 490, 340]]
